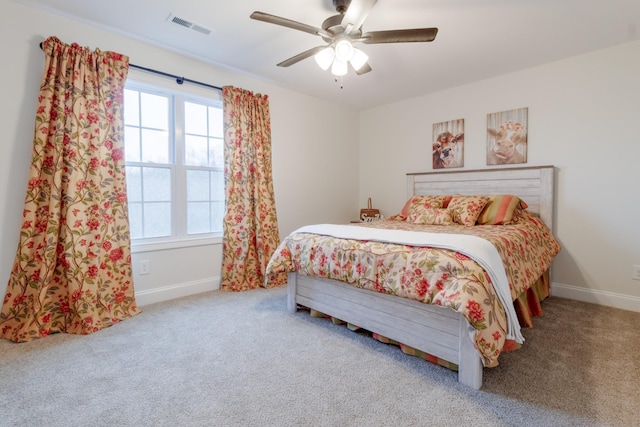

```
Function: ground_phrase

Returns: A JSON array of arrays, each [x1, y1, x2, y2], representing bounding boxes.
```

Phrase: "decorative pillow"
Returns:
[[509, 204, 530, 223], [407, 207, 453, 225], [447, 195, 492, 226], [476, 195, 529, 225], [388, 195, 446, 221]]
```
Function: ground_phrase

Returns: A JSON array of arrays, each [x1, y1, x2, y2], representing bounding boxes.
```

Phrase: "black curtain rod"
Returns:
[[39, 42, 223, 92], [128, 64, 222, 92]]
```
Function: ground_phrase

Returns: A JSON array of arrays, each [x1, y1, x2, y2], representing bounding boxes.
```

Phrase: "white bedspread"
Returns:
[[295, 223, 524, 344]]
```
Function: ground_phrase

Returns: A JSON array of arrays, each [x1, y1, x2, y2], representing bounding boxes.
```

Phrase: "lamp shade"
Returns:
[[314, 47, 335, 70], [349, 48, 369, 72], [331, 59, 348, 76], [334, 40, 354, 62]]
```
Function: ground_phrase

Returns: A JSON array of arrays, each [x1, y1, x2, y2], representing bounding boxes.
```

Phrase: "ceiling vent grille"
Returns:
[[167, 13, 212, 36]]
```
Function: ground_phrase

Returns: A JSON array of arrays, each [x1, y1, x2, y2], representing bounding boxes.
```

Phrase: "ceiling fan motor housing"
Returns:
[[333, 0, 351, 14], [321, 5, 363, 43]]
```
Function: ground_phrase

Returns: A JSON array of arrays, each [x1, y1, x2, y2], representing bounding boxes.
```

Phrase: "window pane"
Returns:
[[208, 107, 223, 138], [185, 102, 207, 135], [128, 202, 143, 239], [187, 170, 210, 201], [125, 166, 142, 202], [185, 135, 208, 166], [186, 169, 224, 235], [187, 202, 210, 234], [210, 170, 224, 201], [210, 170, 224, 235], [143, 202, 171, 238], [210, 201, 224, 234], [124, 126, 141, 162], [124, 89, 139, 126], [140, 93, 168, 130], [143, 167, 171, 202], [209, 137, 223, 168], [141, 129, 170, 163]]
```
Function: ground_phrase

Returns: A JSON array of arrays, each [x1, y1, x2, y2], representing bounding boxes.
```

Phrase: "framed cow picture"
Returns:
[[486, 107, 528, 165], [432, 118, 464, 169]]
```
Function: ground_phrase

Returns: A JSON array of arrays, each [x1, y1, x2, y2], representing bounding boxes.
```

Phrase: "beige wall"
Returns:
[[359, 40, 640, 311], [0, 2, 359, 304], [2, 2, 639, 312]]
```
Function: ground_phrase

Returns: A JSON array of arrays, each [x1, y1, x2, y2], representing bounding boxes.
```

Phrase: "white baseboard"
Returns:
[[135, 276, 221, 306], [551, 282, 640, 313], [133, 279, 640, 312]]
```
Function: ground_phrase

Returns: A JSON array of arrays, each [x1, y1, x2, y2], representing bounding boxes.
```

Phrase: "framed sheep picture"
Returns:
[[486, 107, 528, 165], [432, 118, 464, 169]]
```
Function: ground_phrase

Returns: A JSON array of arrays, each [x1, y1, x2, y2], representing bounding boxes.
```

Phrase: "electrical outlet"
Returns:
[[139, 260, 150, 275], [633, 264, 640, 281]]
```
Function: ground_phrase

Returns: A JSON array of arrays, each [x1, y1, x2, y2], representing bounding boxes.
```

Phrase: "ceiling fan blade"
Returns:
[[341, 0, 378, 35], [362, 28, 438, 44], [277, 46, 327, 67], [251, 11, 331, 38], [352, 61, 372, 75]]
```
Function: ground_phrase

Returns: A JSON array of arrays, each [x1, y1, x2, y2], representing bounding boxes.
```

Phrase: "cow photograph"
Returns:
[[486, 107, 528, 165], [432, 118, 464, 169]]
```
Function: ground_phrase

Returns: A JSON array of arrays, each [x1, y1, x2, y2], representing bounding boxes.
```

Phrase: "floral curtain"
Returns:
[[221, 86, 287, 291], [0, 36, 139, 342]]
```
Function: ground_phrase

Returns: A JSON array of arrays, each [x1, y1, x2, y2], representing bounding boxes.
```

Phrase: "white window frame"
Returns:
[[124, 73, 224, 254]]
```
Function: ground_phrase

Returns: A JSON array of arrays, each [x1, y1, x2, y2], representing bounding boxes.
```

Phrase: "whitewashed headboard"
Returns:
[[407, 166, 555, 230]]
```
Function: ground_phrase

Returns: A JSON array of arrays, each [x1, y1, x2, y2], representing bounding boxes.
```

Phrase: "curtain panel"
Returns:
[[221, 86, 287, 291], [0, 36, 139, 342]]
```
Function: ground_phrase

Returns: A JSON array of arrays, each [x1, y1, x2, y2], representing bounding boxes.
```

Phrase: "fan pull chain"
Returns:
[[334, 76, 345, 89]]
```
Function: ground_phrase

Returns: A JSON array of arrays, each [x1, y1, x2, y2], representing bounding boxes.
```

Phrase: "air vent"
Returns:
[[166, 13, 212, 36], [191, 25, 211, 36]]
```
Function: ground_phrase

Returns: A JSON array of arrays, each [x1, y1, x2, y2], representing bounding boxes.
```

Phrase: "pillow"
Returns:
[[447, 195, 492, 226], [407, 207, 453, 225], [388, 195, 446, 221], [476, 195, 528, 225]]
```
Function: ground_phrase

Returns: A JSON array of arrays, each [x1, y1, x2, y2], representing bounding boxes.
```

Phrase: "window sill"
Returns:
[[131, 236, 222, 254]]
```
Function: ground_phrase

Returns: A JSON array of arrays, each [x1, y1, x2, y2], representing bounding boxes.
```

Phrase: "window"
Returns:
[[123, 82, 224, 244]]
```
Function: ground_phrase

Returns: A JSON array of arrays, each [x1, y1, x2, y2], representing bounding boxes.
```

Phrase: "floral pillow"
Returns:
[[388, 195, 446, 221], [447, 195, 492, 226], [476, 195, 529, 225], [407, 207, 453, 225]]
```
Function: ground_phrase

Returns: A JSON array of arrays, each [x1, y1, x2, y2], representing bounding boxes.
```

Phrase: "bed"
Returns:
[[266, 166, 559, 389]]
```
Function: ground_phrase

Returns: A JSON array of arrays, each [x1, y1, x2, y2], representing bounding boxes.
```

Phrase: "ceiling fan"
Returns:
[[250, 0, 438, 76]]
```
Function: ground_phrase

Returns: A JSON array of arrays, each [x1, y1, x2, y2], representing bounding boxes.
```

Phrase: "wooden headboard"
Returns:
[[407, 166, 555, 230]]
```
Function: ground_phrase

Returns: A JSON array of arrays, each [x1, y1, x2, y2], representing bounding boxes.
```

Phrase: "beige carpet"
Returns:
[[0, 286, 638, 426]]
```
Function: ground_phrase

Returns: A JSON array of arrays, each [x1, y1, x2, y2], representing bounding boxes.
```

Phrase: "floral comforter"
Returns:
[[265, 211, 560, 367]]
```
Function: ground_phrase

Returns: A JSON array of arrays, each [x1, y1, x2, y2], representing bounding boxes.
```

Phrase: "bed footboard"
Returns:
[[287, 272, 483, 389]]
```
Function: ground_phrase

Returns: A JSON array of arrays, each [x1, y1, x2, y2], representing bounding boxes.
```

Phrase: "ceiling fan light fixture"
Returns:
[[334, 39, 354, 62], [251, 1, 438, 79], [331, 59, 348, 76], [349, 48, 368, 72], [314, 47, 335, 70]]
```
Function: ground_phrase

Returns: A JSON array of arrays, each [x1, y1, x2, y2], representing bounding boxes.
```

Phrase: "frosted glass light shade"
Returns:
[[334, 40, 354, 62], [349, 48, 369, 72], [331, 59, 348, 76], [314, 47, 335, 70]]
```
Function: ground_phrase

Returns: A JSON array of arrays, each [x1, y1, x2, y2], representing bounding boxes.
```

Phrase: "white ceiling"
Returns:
[[23, 0, 640, 110]]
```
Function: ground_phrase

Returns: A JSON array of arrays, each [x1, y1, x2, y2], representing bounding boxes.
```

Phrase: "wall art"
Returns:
[[432, 118, 464, 169], [486, 107, 528, 165]]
